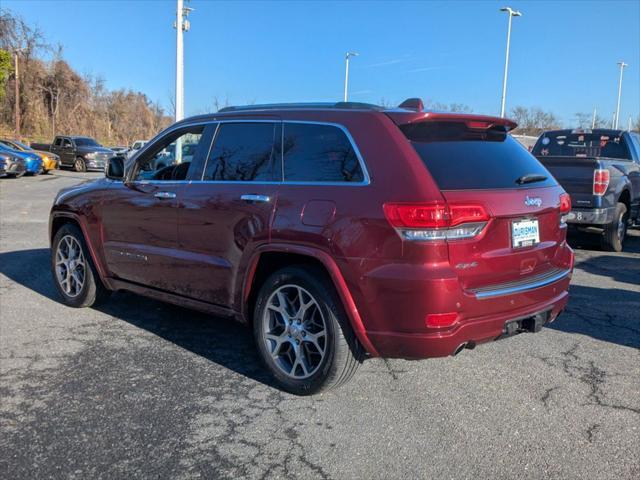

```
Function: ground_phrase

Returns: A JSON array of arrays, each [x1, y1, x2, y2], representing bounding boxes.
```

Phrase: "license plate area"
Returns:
[[511, 218, 540, 248]]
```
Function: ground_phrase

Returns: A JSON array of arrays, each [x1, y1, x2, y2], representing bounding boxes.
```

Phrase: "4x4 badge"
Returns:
[[524, 196, 542, 207]]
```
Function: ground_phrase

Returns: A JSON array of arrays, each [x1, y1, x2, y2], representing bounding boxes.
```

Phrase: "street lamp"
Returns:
[[174, 0, 193, 123], [614, 61, 628, 130], [499, 6, 522, 118], [344, 52, 359, 102]]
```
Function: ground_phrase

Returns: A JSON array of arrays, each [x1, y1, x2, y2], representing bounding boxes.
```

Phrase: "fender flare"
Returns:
[[242, 243, 379, 357]]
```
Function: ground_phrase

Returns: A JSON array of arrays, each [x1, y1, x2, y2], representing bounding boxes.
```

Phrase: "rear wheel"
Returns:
[[51, 224, 109, 307], [253, 266, 361, 395], [74, 157, 87, 172], [602, 202, 628, 252]]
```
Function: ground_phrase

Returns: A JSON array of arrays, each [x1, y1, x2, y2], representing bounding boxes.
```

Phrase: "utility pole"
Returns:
[[14, 52, 20, 138], [499, 7, 522, 118], [343, 52, 358, 102], [174, 0, 193, 123], [614, 61, 628, 130], [592, 107, 597, 129]]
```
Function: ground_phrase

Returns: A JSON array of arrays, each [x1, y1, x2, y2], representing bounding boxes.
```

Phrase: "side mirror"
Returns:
[[105, 156, 124, 180]]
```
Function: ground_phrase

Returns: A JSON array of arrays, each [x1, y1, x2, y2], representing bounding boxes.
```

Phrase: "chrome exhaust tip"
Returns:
[[453, 343, 467, 356]]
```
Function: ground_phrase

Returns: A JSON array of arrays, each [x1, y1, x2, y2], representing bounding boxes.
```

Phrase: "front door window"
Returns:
[[133, 126, 205, 182]]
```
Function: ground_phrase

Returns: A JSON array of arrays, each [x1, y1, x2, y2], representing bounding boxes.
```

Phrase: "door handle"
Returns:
[[240, 194, 271, 203], [154, 191, 177, 199]]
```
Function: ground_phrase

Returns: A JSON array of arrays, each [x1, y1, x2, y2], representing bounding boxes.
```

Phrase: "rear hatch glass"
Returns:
[[531, 131, 630, 159], [402, 121, 556, 190]]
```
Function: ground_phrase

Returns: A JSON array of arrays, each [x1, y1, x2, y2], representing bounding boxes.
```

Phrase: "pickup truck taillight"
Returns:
[[383, 202, 489, 241], [593, 169, 610, 196]]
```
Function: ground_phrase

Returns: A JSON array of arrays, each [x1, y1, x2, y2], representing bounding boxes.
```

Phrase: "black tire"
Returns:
[[74, 156, 87, 172], [602, 202, 628, 252], [253, 265, 361, 395], [51, 223, 110, 307]]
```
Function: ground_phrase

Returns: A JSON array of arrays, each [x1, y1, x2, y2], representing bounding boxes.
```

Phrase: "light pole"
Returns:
[[499, 7, 522, 118], [344, 52, 359, 102], [174, 0, 193, 123], [614, 61, 628, 130]]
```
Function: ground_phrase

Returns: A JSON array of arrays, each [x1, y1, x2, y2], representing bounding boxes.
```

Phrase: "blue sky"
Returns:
[[4, 0, 639, 125]]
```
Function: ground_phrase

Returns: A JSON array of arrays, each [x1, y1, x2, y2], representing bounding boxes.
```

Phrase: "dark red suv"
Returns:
[[50, 100, 574, 394]]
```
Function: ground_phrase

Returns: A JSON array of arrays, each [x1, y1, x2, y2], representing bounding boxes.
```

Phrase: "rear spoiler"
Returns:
[[387, 98, 517, 132]]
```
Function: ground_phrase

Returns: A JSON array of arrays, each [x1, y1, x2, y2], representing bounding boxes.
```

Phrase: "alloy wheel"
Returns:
[[262, 284, 327, 379], [55, 235, 86, 297]]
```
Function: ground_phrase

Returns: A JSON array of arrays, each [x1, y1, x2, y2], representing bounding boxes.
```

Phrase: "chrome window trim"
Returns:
[[130, 119, 372, 187]]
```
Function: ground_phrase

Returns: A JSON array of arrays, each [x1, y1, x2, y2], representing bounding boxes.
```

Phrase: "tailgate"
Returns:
[[536, 156, 599, 208], [442, 186, 570, 291]]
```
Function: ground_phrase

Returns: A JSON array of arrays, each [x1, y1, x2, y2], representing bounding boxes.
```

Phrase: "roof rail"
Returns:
[[218, 102, 383, 113]]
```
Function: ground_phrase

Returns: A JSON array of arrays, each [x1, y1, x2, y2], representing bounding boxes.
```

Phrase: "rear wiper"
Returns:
[[516, 173, 547, 185]]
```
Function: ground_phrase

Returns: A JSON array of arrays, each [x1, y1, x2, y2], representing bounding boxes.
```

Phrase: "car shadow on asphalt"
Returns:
[[0, 248, 278, 389], [568, 228, 640, 254], [0, 247, 638, 366]]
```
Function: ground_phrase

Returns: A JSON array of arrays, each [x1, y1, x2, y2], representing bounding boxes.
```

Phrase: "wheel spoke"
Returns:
[[303, 331, 326, 354]]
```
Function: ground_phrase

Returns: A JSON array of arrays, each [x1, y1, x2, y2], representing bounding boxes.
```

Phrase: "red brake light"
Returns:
[[425, 312, 459, 328], [383, 203, 449, 228], [448, 204, 490, 226], [465, 120, 493, 130], [593, 169, 610, 196], [559, 193, 571, 213], [383, 203, 488, 229]]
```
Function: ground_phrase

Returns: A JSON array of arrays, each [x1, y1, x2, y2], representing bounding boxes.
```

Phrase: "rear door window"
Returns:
[[203, 122, 279, 181], [403, 121, 555, 190], [283, 123, 365, 183]]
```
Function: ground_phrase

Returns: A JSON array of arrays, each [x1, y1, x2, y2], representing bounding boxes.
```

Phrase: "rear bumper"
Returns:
[[367, 290, 569, 358], [566, 207, 615, 226]]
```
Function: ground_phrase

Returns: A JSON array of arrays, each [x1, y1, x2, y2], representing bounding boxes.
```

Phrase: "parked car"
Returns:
[[532, 129, 640, 251], [0, 139, 60, 173], [49, 100, 574, 394], [31, 136, 115, 172], [126, 140, 147, 159], [0, 143, 42, 175], [0, 151, 27, 178]]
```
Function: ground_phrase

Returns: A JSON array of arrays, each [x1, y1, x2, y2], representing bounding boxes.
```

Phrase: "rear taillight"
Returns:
[[559, 193, 571, 227], [593, 169, 610, 196], [383, 202, 489, 241]]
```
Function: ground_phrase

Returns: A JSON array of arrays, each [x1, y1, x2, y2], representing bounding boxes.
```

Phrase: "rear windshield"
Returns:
[[403, 121, 556, 190], [75, 137, 100, 147], [532, 132, 630, 159]]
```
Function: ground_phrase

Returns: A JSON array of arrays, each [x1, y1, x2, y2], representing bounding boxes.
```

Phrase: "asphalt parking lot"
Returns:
[[1, 170, 638, 479]]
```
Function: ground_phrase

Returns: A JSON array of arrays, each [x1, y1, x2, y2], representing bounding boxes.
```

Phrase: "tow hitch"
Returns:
[[502, 310, 552, 338]]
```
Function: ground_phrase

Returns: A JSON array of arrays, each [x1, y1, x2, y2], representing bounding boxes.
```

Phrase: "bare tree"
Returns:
[[510, 106, 561, 136]]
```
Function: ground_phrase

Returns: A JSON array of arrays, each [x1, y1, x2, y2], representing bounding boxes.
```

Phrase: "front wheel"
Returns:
[[74, 157, 87, 172], [51, 223, 109, 307], [253, 266, 361, 395], [602, 202, 628, 252]]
